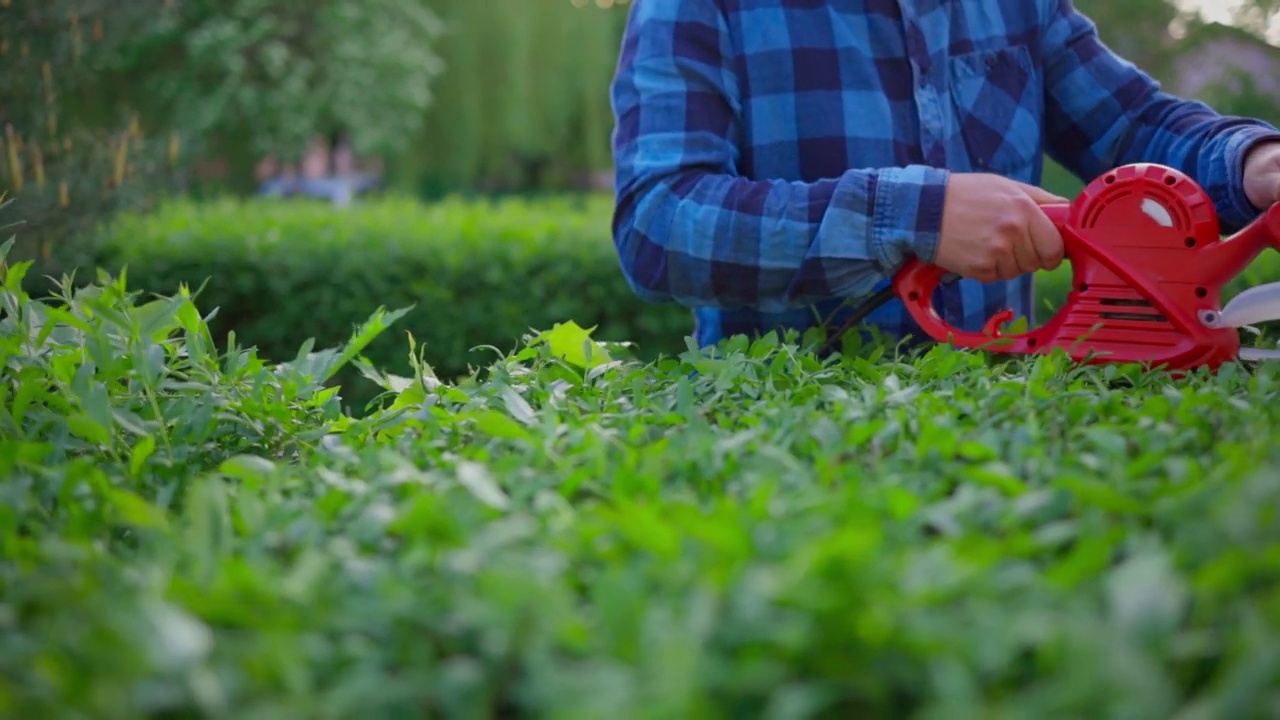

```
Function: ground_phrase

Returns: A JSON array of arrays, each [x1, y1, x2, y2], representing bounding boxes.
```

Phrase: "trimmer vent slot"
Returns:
[[1100, 311, 1168, 323], [1099, 298, 1153, 307]]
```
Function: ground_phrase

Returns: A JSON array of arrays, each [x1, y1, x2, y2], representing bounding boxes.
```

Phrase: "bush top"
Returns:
[[101, 194, 619, 259]]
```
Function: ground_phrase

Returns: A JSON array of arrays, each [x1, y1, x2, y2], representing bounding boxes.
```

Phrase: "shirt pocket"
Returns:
[[947, 45, 1042, 175]]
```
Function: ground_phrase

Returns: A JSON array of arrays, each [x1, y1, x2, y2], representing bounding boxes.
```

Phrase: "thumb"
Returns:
[[1012, 180, 1069, 205]]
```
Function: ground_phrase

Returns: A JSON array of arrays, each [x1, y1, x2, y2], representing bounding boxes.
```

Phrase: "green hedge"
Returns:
[[87, 195, 694, 411], [81, 191, 1280, 414], [7, 236, 1280, 718]]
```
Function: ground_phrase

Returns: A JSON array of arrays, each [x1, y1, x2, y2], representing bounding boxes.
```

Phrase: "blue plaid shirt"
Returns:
[[609, 0, 1280, 349]]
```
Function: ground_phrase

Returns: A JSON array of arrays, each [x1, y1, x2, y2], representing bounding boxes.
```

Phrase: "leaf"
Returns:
[[1003, 314, 1030, 335], [67, 413, 112, 446], [130, 436, 157, 476], [133, 294, 189, 340], [287, 305, 415, 384], [353, 356, 416, 393], [1057, 476, 1146, 515], [455, 461, 509, 511], [883, 487, 920, 520], [389, 382, 428, 411], [178, 477, 233, 585], [145, 601, 212, 668], [1107, 545, 1188, 639], [465, 410, 532, 441], [748, 330, 780, 358], [1046, 529, 1121, 589], [141, 342, 168, 385], [11, 373, 45, 429], [177, 297, 204, 336], [107, 488, 170, 531], [77, 379, 115, 437], [500, 385, 537, 425], [534, 320, 613, 369], [219, 454, 277, 481], [337, 305, 415, 378], [2, 256, 31, 292], [962, 462, 1026, 496], [957, 440, 997, 462]]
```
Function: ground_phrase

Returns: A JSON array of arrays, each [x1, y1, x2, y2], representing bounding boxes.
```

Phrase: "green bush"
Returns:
[[85, 194, 694, 412], [5, 234, 1280, 718], [80, 191, 1280, 416]]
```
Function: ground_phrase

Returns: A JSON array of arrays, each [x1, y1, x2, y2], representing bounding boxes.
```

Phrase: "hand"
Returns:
[[1243, 141, 1280, 211], [934, 173, 1068, 283]]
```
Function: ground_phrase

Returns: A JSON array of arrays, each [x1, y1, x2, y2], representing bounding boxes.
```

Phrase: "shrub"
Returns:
[[84, 194, 695, 412], [5, 231, 1280, 717], [78, 193, 1280, 416]]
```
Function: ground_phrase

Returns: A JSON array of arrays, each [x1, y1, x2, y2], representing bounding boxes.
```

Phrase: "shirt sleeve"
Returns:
[[609, 0, 950, 313], [1040, 0, 1280, 233]]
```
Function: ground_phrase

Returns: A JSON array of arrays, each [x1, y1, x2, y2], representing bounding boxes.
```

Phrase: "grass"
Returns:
[[3, 228, 1280, 719]]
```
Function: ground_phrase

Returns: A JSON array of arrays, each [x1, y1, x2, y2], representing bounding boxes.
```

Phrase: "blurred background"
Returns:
[[2, 0, 1279, 410], [1, 0, 627, 257]]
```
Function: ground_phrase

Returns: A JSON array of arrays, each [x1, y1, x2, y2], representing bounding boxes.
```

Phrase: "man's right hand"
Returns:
[[934, 173, 1067, 283]]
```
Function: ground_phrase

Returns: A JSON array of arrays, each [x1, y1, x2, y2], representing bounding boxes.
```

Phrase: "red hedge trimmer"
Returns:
[[827, 163, 1280, 370]]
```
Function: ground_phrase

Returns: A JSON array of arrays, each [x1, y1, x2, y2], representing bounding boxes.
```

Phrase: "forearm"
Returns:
[[610, 0, 948, 312], [613, 164, 948, 312], [1111, 99, 1279, 229], [1041, 0, 1280, 232]]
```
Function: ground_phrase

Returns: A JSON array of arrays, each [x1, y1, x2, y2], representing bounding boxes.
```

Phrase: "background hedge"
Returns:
[[84, 195, 691, 412], [78, 191, 1280, 414]]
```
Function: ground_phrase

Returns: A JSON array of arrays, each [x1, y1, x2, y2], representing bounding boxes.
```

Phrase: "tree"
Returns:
[[402, 0, 628, 196], [0, 0, 449, 265], [1228, 0, 1280, 39], [1071, 0, 1185, 81], [122, 0, 447, 191], [0, 0, 175, 264]]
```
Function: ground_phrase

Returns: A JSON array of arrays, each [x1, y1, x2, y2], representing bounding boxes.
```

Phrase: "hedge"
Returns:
[[5, 235, 1280, 717], [81, 193, 1280, 414], [86, 195, 694, 412]]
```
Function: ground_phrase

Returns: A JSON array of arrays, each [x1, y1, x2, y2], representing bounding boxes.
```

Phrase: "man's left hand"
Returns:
[[1243, 141, 1280, 210]]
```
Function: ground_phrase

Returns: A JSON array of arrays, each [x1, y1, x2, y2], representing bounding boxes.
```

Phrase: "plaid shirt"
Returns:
[[609, 0, 1280, 349]]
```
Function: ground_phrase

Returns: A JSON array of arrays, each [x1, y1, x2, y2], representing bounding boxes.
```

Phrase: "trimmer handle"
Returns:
[[891, 203, 1072, 348], [883, 162, 1280, 372]]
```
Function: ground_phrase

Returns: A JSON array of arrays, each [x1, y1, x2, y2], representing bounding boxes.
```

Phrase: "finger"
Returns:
[[970, 265, 998, 284], [995, 252, 1021, 281], [1012, 231, 1040, 274], [1011, 180, 1069, 205], [1026, 203, 1065, 270]]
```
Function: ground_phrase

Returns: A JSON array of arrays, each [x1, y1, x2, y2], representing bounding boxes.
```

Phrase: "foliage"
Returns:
[[404, 0, 626, 195], [1173, 17, 1280, 130], [67, 190, 1280, 415], [78, 194, 695, 414], [1, 0, 447, 214], [11, 0, 1280, 205], [1072, 0, 1187, 79], [1226, 0, 1280, 40], [4, 230, 1280, 717], [131, 0, 447, 175], [1040, 157, 1086, 202], [0, 0, 178, 263], [1195, 69, 1280, 130]]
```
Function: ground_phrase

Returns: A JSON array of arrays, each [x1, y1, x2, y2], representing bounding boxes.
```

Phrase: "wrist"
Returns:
[[1243, 139, 1280, 211], [867, 165, 951, 267], [1218, 129, 1280, 230]]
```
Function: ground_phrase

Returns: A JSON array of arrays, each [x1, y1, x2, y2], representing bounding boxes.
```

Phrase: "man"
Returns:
[[608, 0, 1280, 352]]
